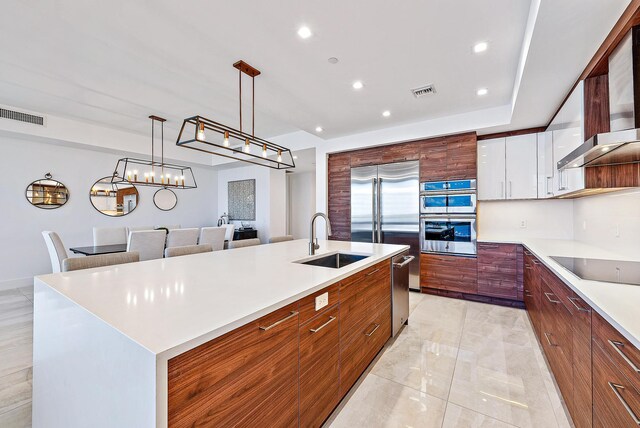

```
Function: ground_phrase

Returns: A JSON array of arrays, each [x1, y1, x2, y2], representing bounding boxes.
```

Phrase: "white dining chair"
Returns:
[[93, 226, 128, 246], [198, 227, 226, 251], [269, 235, 294, 244], [126, 230, 166, 261], [166, 228, 200, 248], [127, 226, 154, 236], [223, 224, 236, 242], [42, 231, 69, 273], [156, 224, 181, 230], [62, 252, 140, 272], [164, 244, 213, 258], [228, 238, 261, 249]]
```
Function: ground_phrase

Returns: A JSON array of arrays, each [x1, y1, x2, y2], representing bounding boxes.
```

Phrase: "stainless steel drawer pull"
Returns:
[[532, 260, 541, 265], [609, 340, 640, 373], [366, 268, 381, 276], [259, 311, 298, 331], [608, 382, 640, 425], [309, 316, 336, 333], [393, 255, 415, 269], [568, 297, 590, 313], [365, 323, 380, 337], [544, 292, 560, 304], [525, 265, 533, 270], [544, 332, 557, 347], [524, 250, 532, 256]]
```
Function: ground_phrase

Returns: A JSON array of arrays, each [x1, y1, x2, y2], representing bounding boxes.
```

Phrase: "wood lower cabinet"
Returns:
[[523, 251, 542, 337], [477, 243, 518, 300], [167, 302, 300, 428], [420, 253, 478, 294], [300, 305, 340, 428]]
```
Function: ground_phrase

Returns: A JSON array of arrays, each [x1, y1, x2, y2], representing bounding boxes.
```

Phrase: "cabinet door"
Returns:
[[300, 305, 340, 428], [167, 303, 299, 428], [477, 138, 506, 200], [420, 253, 478, 294], [570, 294, 592, 428], [477, 243, 518, 300], [537, 132, 555, 198], [505, 134, 538, 199], [446, 137, 477, 180], [420, 140, 448, 182], [523, 251, 541, 338]]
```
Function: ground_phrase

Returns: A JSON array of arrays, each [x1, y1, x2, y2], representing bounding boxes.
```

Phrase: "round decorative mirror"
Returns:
[[25, 173, 69, 209], [153, 188, 178, 211], [90, 176, 139, 217]]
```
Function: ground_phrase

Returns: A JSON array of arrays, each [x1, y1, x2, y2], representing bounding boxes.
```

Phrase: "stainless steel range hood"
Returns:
[[559, 27, 640, 170]]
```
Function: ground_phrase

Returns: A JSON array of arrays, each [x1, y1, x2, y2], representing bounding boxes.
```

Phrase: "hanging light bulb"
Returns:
[[277, 150, 282, 163], [262, 144, 267, 158], [244, 138, 251, 153], [223, 131, 230, 147], [196, 123, 206, 141]]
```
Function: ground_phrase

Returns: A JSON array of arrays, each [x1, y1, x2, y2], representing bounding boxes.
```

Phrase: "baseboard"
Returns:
[[0, 277, 33, 292]]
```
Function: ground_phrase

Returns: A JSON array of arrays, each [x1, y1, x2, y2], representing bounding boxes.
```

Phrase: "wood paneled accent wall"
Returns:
[[327, 132, 477, 240]]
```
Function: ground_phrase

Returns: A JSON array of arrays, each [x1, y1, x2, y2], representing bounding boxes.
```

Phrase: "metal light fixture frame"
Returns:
[[112, 115, 197, 189], [176, 61, 296, 170]]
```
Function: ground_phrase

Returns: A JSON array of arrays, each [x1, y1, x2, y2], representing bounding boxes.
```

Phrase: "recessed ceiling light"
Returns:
[[297, 26, 312, 39], [315, 126, 323, 132], [477, 88, 488, 96], [473, 42, 488, 53], [352, 81, 364, 90], [382, 110, 391, 117]]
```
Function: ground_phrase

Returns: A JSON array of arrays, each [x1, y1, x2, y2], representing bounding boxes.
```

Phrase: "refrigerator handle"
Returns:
[[372, 178, 377, 243], [377, 178, 382, 243]]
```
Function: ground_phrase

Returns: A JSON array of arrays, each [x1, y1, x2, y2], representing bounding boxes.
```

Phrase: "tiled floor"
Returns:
[[327, 292, 572, 428], [0, 287, 570, 428]]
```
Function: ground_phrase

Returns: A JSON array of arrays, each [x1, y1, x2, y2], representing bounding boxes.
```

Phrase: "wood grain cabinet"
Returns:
[[523, 250, 542, 337], [299, 305, 340, 428], [477, 243, 518, 300], [420, 253, 478, 295], [167, 303, 300, 428]]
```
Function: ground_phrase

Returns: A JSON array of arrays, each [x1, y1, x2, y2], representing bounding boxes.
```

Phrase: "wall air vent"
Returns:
[[0, 107, 45, 126], [411, 84, 436, 98]]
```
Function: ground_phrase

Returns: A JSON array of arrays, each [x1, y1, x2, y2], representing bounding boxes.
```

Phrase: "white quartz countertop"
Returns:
[[481, 237, 640, 349], [35, 240, 408, 358]]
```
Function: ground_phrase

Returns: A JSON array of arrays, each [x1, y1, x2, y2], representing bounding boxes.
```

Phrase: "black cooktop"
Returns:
[[550, 256, 640, 286]]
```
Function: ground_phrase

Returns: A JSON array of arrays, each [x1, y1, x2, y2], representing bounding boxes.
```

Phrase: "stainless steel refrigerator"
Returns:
[[351, 161, 420, 291]]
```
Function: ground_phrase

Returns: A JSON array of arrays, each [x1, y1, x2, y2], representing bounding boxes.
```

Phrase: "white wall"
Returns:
[[477, 199, 574, 241], [0, 137, 218, 289], [288, 172, 316, 239], [573, 189, 640, 254], [216, 165, 286, 242]]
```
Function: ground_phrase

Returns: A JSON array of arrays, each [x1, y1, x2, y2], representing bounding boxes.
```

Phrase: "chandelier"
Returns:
[[112, 115, 197, 189], [175, 60, 295, 170]]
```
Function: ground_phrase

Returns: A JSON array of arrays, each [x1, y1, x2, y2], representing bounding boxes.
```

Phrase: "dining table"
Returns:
[[69, 244, 128, 256]]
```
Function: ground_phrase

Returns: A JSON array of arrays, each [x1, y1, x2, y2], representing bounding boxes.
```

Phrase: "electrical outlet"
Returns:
[[519, 220, 527, 229], [315, 292, 329, 311]]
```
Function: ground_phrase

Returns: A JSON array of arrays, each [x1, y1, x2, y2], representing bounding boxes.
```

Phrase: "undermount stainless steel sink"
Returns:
[[296, 252, 370, 269]]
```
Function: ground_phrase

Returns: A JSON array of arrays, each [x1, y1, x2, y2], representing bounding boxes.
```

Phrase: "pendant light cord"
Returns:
[[239, 68, 242, 133]]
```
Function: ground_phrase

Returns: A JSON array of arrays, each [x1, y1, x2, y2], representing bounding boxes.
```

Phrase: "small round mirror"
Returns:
[[26, 174, 69, 209], [154, 188, 178, 211], [90, 176, 139, 217]]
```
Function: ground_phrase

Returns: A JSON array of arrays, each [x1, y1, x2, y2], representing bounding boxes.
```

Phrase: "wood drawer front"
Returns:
[[540, 279, 574, 413], [477, 243, 518, 300], [573, 332, 593, 428], [300, 305, 340, 428], [539, 262, 576, 314], [420, 253, 478, 294], [298, 283, 339, 325], [167, 302, 299, 428], [593, 341, 640, 428], [593, 311, 640, 392], [523, 253, 540, 337]]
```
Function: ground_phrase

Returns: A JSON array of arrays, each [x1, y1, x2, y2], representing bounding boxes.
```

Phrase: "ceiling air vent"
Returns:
[[0, 107, 45, 126], [411, 84, 436, 98]]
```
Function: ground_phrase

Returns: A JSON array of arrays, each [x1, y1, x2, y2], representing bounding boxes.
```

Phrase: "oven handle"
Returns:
[[420, 215, 477, 221]]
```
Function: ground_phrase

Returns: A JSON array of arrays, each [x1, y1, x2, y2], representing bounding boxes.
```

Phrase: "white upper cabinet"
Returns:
[[505, 134, 538, 199], [548, 81, 585, 196], [537, 131, 555, 198], [478, 137, 506, 200]]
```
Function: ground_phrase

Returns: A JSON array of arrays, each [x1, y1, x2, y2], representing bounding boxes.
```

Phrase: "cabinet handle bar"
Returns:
[[309, 316, 336, 333], [608, 382, 640, 425], [609, 340, 640, 373], [365, 323, 380, 337], [259, 311, 298, 331]]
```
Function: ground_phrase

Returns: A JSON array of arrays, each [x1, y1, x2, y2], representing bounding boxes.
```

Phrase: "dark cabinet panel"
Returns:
[[477, 243, 518, 300], [420, 253, 478, 294]]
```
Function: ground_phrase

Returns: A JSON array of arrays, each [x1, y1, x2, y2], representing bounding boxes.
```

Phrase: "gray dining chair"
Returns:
[[166, 228, 200, 248], [62, 252, 139, 272], [269, 235, 294, 244], [93, 226, 128, 246], [198, 227, 226, 251], [127, 230, 166, 261], [228, 238, 261, 249], [126, 226, 154, 236], [42, 231, 68, 273], [164, 244, 213, 258], [156, 224, 181, 230]]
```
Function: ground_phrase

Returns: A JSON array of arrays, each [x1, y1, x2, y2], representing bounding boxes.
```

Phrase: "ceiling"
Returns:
[[0, 0, 631, 146]]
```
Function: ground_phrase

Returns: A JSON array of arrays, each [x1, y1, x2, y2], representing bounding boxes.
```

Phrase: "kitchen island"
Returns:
[[32, 239, 408, 428]]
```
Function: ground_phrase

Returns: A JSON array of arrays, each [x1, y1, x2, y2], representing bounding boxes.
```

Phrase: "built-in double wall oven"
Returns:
[[420, 179, 477, 256]]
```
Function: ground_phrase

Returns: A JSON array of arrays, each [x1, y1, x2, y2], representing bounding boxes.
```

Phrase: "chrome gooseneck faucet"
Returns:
[[309, 212, 332, 255]]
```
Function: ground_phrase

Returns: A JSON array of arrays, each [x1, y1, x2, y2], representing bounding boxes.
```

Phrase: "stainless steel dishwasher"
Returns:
[[391, 250, 414, 337]]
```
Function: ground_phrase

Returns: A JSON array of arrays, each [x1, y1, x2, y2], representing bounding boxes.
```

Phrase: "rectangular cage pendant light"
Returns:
[[112, 115, 197, 189], [176, 61, 295, 170]]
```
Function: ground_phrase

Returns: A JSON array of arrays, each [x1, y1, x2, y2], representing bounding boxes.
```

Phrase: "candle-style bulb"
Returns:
[[277, 150, 282, 163], [262, 144, 267, 158], [244, 139, 250, 153], [196, 123, 206, 141], [223, 131, 230, 147]]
